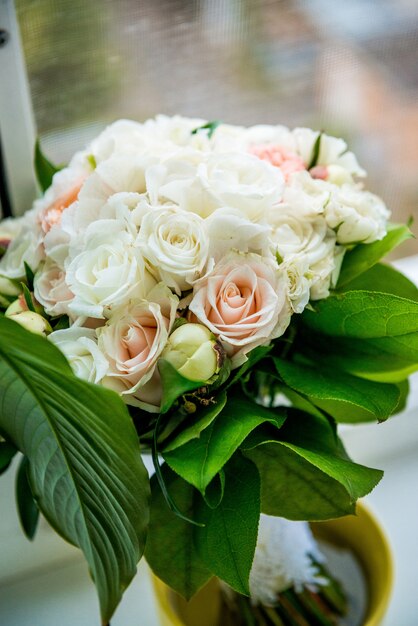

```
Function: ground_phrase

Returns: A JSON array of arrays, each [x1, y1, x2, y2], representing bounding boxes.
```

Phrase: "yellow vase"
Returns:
[[152, 502, 393, 626]]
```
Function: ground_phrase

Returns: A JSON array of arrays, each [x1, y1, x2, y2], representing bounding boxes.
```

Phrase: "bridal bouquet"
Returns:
[[0, 116, 416, 625]]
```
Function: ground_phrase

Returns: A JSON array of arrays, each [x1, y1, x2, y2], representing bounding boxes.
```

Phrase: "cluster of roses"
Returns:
[[0, 116, 390, 412]]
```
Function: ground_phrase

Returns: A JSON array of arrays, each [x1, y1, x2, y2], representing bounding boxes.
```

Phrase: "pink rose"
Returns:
[[97, 284, 178, 411], [34, 259, 74, 316], [189, 254, 291, 367], [250, 145, 305, 181]]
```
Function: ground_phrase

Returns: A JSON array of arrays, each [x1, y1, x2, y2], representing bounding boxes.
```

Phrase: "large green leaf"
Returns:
[[298, 331, 418, 383], [34, 139, 62, 192], [245, 411, 382, 520], [0, 317, 150, 624], [16, 455, 40, 541], [302, 291, 418, 338], [337, 223, 413, 287], [194, 454, 260, 596], [337, 262, 418, 301], [273, 358, 400, 422], [145, 465, 211, 600], [163, 393, 286, 494]]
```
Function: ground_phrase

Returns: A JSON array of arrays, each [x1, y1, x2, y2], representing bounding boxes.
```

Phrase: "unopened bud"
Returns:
[[10, 311, 52, 336], [162, 323, 220, 382]]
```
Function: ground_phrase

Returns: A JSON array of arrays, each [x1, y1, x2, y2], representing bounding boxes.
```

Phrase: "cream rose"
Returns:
[[66, 220, 156, 319], [149, 151, 284, 220], [0, 222, 44, 280], [325, 185, 390, 244], [189, 253, 291, 366], [137, 206, 210, 294], [49, 327, 108, 384], [97, 284, 178, 409], [34, 259, 74, 317]]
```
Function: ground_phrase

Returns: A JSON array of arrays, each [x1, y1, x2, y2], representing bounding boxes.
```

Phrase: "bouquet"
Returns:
[[0, 116, 416, 625]]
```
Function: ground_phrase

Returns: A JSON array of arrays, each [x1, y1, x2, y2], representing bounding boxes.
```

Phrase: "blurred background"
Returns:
[[9, 0, 418, 256]]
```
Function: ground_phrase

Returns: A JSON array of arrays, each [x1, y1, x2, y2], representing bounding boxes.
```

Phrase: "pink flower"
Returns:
[[189, 254, 291, 367], [250, 145, 305, 181], [97, 284, 178, 411], [40, 178, 85, 234]]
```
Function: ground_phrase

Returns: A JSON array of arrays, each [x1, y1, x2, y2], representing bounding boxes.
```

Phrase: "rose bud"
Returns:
[[9, 311, 52, 336], [162, 323, 221, 382], [0, 276, 20, 297]]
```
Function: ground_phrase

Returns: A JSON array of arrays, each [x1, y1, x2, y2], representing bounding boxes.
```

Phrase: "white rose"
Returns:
[[34, 259, 74, 317], [0, 221, 44, 280], [0, 216, 24, 247], [189, 253, 291, 367], [49, 327, 108, 384], [278, 171, 331, 218], [137, 206, 210, 294], [325, 185, 390, 244], [270, 214, 333, 268], [66, 220, 156, 319], [150, 151, 284, 220], [206, 208, 271, 262], [309, 242, 343, 301], [281, 255, 311, 314], [97, 284, 178, 409]]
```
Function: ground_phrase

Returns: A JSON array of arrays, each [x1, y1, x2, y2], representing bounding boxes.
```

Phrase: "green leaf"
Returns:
[[16, 456, 40, 540], [20, 283, 36, 312], [0, 317, 150, 623], [24, 262, 35, 290], [34, 139, 62, 192], [337, 263, 418, 301], [191, 120, 222, 138], [307, 132, 322, 169], [0, 440, 17, 475], [245, 411, 382, 520], [226, 345, 273, 388], [302, 290, 418, 338], [158, 359, 204, 414], [337, 223, 413, 287], [298, 331, 418, 383], [194, 454, 260, 596], [273, 358, 400, 423], [163, 391, 227, 452], [145, 465, 211, 600], [163, 393, 286, 494]]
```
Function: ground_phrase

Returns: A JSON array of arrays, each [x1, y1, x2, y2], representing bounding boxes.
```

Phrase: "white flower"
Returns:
[[206, 208, 271, 262], [137, 206, 210, 294], [149, 151, 284, 220], [281, 255, 311, 314], [0, 219, 44, 280], [269, 214, 331, 263], [34, 259, 74, 317], [189, 253, 291, 367], [66, 220, 155, 319], [325, 185, 390, 244], [250, 515, 326, 604], [97, 284, 178, 410], [49, 327, 108, 384]]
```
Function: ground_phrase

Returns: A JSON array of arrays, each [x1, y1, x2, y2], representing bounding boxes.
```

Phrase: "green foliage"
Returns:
[[191, 120, 222, 138], [337, 223, 413, 287], [0, 317, 150, 623], [307, 132, 322, 169], [158, 359, 205, 414], [245, 411, 383, 520], [0, 440, 17, 475], [34, 140, 61, 192], [163, 393, 286, 494], [302, 290, 418, 338], [338, 262, 418, 301], [194, 454, 260, 596], [16, 456, 40, 540], [273, 357, 400, 422], [145, 465, 211, 600]]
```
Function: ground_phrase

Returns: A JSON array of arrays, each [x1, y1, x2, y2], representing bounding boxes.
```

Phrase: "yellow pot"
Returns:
[[152, 502, 393, 626]]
